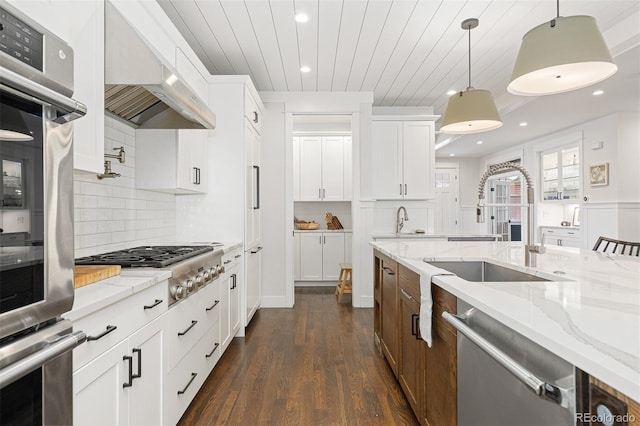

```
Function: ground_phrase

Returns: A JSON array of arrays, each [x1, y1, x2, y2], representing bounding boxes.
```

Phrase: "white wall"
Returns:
[[372, 201, 433, 234], [73, 116, 176, 258], [436, 157, 483, 234]]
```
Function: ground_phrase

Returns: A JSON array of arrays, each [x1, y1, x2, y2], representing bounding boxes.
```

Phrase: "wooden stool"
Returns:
[[335, 263, 352, 303]]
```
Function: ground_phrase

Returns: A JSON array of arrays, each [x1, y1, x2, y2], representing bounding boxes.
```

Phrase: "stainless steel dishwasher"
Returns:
[[444, 300, 581, 426]]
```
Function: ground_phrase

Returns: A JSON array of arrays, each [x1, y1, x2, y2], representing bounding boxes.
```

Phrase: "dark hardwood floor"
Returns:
[[178, 287, 418, 425]]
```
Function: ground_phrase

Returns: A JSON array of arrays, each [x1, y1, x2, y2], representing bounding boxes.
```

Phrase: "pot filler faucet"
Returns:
[[477, 162, 545, 267], [396, 206, 409, 234]]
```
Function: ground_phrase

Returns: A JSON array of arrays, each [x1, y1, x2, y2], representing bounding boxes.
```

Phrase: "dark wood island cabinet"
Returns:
[[374, 249, 457, 426]]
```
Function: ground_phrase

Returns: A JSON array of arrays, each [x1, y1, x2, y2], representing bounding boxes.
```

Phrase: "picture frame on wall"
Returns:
[[589, 163, 609, 186]]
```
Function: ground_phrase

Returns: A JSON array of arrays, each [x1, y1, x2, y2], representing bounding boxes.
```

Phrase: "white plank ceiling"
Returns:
[[159, 0, 640, 156]]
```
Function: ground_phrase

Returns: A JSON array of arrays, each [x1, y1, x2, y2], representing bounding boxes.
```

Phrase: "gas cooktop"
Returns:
[[75, 245, 214, 268]]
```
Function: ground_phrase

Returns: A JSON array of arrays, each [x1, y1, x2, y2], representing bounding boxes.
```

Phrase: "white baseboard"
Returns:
[[260, 295, 291, 308], [294, 281, 336, 287]]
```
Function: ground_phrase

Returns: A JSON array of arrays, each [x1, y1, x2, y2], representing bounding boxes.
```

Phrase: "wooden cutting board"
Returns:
[[74, 265, 122, 289]]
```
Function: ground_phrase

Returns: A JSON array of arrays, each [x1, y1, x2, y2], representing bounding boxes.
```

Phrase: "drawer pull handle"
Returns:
[[382, 266, 395, 275], [87, 325, 117, 341], [177, 373, 197, 395], [143, 299, 163, 310], [132, 348, 142, 379], [206, 300, 220, 311], [400, 288, 413, 300], [234, 254, 241, 259], [224, 260, 232, 265], [123, 355, 133, 388], [205, 343, 220, 358], [178, 320, 198, 336]]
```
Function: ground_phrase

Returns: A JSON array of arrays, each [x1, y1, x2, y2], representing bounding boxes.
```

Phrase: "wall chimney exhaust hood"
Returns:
[[105, 2, 216, 129]]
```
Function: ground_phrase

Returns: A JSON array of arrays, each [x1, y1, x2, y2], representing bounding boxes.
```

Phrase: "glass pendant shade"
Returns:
[[440, 89, 503, 134], [508, 15, 617, 96]]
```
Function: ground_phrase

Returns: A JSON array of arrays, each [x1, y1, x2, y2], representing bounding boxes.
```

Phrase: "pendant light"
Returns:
[[508, 0, 617, 96], [441, 18, 502, 135]]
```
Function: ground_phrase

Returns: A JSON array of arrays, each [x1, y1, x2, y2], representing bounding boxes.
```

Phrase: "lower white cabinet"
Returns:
[[245, 247, 261, 326], [73, 316, 165, 426], [220, 248, 242, 350], [297, 232, 346, 281], [540, 227, 582, 248]]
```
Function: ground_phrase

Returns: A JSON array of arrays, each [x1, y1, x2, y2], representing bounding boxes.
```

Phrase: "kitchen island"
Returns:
[[371, 239, 640, 410]]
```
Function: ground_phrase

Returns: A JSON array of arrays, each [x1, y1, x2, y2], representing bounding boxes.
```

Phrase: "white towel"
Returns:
[[419, 266, 455, 347]]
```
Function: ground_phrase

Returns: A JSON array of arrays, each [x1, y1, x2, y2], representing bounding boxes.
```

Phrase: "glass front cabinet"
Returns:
[[541, 145, 580, 201]]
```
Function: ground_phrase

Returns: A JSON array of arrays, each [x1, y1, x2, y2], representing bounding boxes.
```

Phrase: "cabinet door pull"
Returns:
[[400, 184, 403, 195], [178, 320, 198, 336], [253, 111, 259, 124], [177, 373, 197, 395], [319, 188, 322, 199], [323, 235, 326, 244], [87, 325, 117, 341], [205, 343, 220, 358], [132, 348, 142, 379], [206, 300, 220, 311], [123, 355, 133, 388], [143, 299, 162, 310], [400, 288, 413, 300], [322, 188, 326, 199], [404, 184, 407, 195], [411, 313, 419, 337], [253, 165, 260, 209], [381, 266, 395, 276], [193, 167, 198, 185], [231, 274, 237, 289]]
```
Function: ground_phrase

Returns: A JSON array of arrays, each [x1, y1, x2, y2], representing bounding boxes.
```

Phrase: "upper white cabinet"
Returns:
[[541, 145, 580, 202], [245, 123, 261, 249], [136, 129, 208, 194], [295, 136, 351, 201], [372, 120, 435, 200], [68, 0, 105, 173]]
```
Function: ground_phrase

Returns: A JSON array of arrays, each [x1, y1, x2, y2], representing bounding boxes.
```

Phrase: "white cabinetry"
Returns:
[[71, 283, 168, 426], [68, 0, 105, 173], [540, 227, 582, 248], [372, 121, 435, 200], [245, 246, 261, 325], [295, 136, 350, 201], [208, 77, 263, 331], [136, 129, 208, 194], [541, 145, 580, 201], [220, 248, 242, 351], [297, 232, 346, 281]]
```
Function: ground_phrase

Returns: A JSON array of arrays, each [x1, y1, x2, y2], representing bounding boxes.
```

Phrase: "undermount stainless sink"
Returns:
[[425, 261, 550, 282]]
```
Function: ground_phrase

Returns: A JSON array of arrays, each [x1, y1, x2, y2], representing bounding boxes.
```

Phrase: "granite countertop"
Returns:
[[372, 233, 500, 240], [64, 270, 171, 322], [370, 239, 640, 403]]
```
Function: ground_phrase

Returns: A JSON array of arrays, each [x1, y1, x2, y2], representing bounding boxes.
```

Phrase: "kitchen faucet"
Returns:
[[476, 162, 545, 267], [396, 206, 409, 234]]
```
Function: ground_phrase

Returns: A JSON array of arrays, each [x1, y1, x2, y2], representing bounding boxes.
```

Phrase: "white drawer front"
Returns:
[[165, 337, 208, 425], [166, 296, 207, 369], [199, 279, 222, 329], [222, 249, 243, 272], [73, 283, 167, 371]]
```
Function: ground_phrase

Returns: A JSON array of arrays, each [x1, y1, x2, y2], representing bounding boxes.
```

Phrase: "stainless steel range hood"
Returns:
[[105, 2, 216, 129]]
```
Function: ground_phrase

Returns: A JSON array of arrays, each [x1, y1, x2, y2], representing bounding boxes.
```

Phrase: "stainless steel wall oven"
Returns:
[[0, 3, 86, 424]]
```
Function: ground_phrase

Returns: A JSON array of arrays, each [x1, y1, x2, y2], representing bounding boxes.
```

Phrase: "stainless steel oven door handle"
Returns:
[[0, 331, 86, 389], [442, 311, 567, 407], [0, 67, 87, 123]]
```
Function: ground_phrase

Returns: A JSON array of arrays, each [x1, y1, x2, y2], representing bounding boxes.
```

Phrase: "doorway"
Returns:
[[434, 166, 459, 234], [291, 115, 353, 298], [487, 174, 523, 241]]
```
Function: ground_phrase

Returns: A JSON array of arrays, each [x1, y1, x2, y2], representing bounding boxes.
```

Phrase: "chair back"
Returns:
[[592, 237, 640, 256]]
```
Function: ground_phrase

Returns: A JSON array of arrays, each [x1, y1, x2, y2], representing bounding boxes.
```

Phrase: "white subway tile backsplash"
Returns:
[[73, 117, 176, 258]]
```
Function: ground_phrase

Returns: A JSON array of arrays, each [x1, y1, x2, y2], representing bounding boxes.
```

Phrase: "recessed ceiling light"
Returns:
[[300, 66, 311, 73], [476, 140, 483, 145], [295, 13, 308, 23], [592, 89, 604, 96], [447, 90, 457, 96], [519, 122, 528, 127], [449, 153, 455, 157]]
